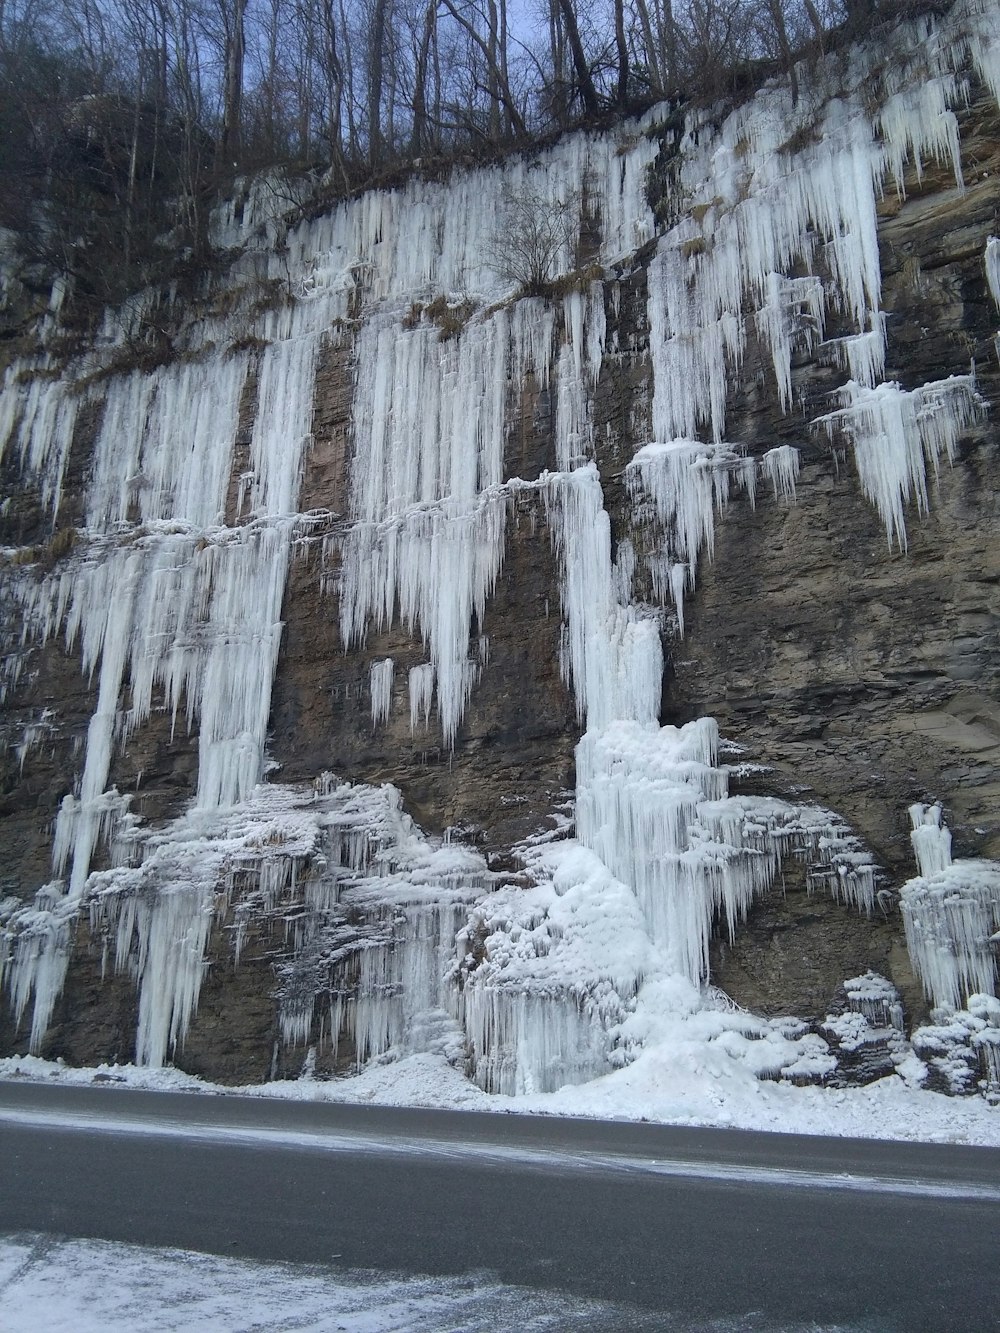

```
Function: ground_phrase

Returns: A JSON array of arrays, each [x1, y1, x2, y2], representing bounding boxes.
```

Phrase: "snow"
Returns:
[[4, 1048, 1000, 1145], [0, 1234, 659, 1333]]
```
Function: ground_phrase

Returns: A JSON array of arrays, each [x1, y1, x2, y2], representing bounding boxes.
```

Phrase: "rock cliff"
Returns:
[[2, 0, 999, 1101]]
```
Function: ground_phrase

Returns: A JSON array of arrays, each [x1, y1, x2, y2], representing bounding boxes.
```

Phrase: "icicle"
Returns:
[[553, 286, 606, 470], [901, 862, 1000, 1010], [817, 374, 982, 550], [821, 319, 887, 389], [3, 282, 318, 1050], [195, 523, 296, 809], [339, 310, 520, 747], [648, 95, 883, 445], [985, 237, 1000, 368], [541, 465, 662, 730], [131, 884, 215, 1067], [462, 988, 611, 1095], [3, 885, 77, 1052], [910, 802, 953, 877], [843, 972, 905, 1032], [85, 356, 250, 530], [761, 446, 800, 501], [755, 274, 825, 412], [370, 658, 394, 726], [0, 366, 83, 521], [877, 75, 964, 197], [246, 336, 317, 517], [986, 236, 1000, 310], [408, 664, 435, 733], [626, 439, 746, 635]]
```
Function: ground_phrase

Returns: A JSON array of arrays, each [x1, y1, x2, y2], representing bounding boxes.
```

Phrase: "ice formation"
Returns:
[[369, 659, 394, 727], [2, 0, 998, 1095], [911, 991, 1000, 1096], [0, 115, 665, 1066], [626, 439, 798, 633], [985, 235, 1000, 365], [901, 805, 1000, 1011], [816, 376, 982, 550], [986, 235, 1000, 310], [644, 0, 997, 547], [0, 366, 83, 522], [909, 802, 954, 878]]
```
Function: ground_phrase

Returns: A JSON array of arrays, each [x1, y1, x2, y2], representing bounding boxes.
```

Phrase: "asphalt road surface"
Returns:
[[2, 1079, 999, 1330]]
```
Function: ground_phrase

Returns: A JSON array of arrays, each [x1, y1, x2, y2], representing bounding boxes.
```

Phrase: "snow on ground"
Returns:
[[0, 1233, 680, 1332], [3, 1048, 999, 1146]]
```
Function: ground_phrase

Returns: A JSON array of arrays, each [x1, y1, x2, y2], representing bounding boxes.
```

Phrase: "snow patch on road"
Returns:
[[0, 1233, 796, 1332]]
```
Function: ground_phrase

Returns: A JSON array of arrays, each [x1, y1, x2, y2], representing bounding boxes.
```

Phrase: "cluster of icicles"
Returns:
[[898, 804, 1000, 1095], [902, 804, 1000, 1011], [2, 0, 1000, 1089]]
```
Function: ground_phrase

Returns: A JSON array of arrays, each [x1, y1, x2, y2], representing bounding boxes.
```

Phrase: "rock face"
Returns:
[[2, 3, 1000, 1092], [673, 110, 1000, 1030]]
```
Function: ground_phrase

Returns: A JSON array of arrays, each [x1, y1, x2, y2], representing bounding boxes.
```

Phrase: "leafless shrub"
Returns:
[[489, 187, 575, 297]]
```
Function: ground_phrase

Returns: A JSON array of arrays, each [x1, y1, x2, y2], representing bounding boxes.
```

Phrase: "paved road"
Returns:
[[2, 1079, 999, 1330]]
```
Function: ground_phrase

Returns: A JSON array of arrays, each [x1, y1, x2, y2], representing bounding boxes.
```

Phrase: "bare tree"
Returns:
[[489, 186, 573, 294]]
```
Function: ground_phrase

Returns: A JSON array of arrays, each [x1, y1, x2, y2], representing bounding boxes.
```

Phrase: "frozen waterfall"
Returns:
[[2, 0, 998, 1092]]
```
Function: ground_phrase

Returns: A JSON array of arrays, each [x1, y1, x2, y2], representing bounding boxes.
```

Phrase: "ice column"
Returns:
[[910, 803, 953, 878], [370, 658, 394, 726], [985, 236, 1000, 365], [541, 465, 662, 730], [901, 805, 1000, 1010], [554, 285, 606, 470]]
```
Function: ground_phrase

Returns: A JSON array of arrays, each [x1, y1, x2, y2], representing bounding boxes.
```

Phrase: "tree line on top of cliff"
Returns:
[[0, 0, 936, 327]]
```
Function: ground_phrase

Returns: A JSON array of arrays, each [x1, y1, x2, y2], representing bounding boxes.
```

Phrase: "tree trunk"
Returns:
[[557, 0, 599, 115], [410, 0, 436, 156], [614, 0, 629, 105], [367, 0, 387, 166], [221, 0, 248, 162]]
